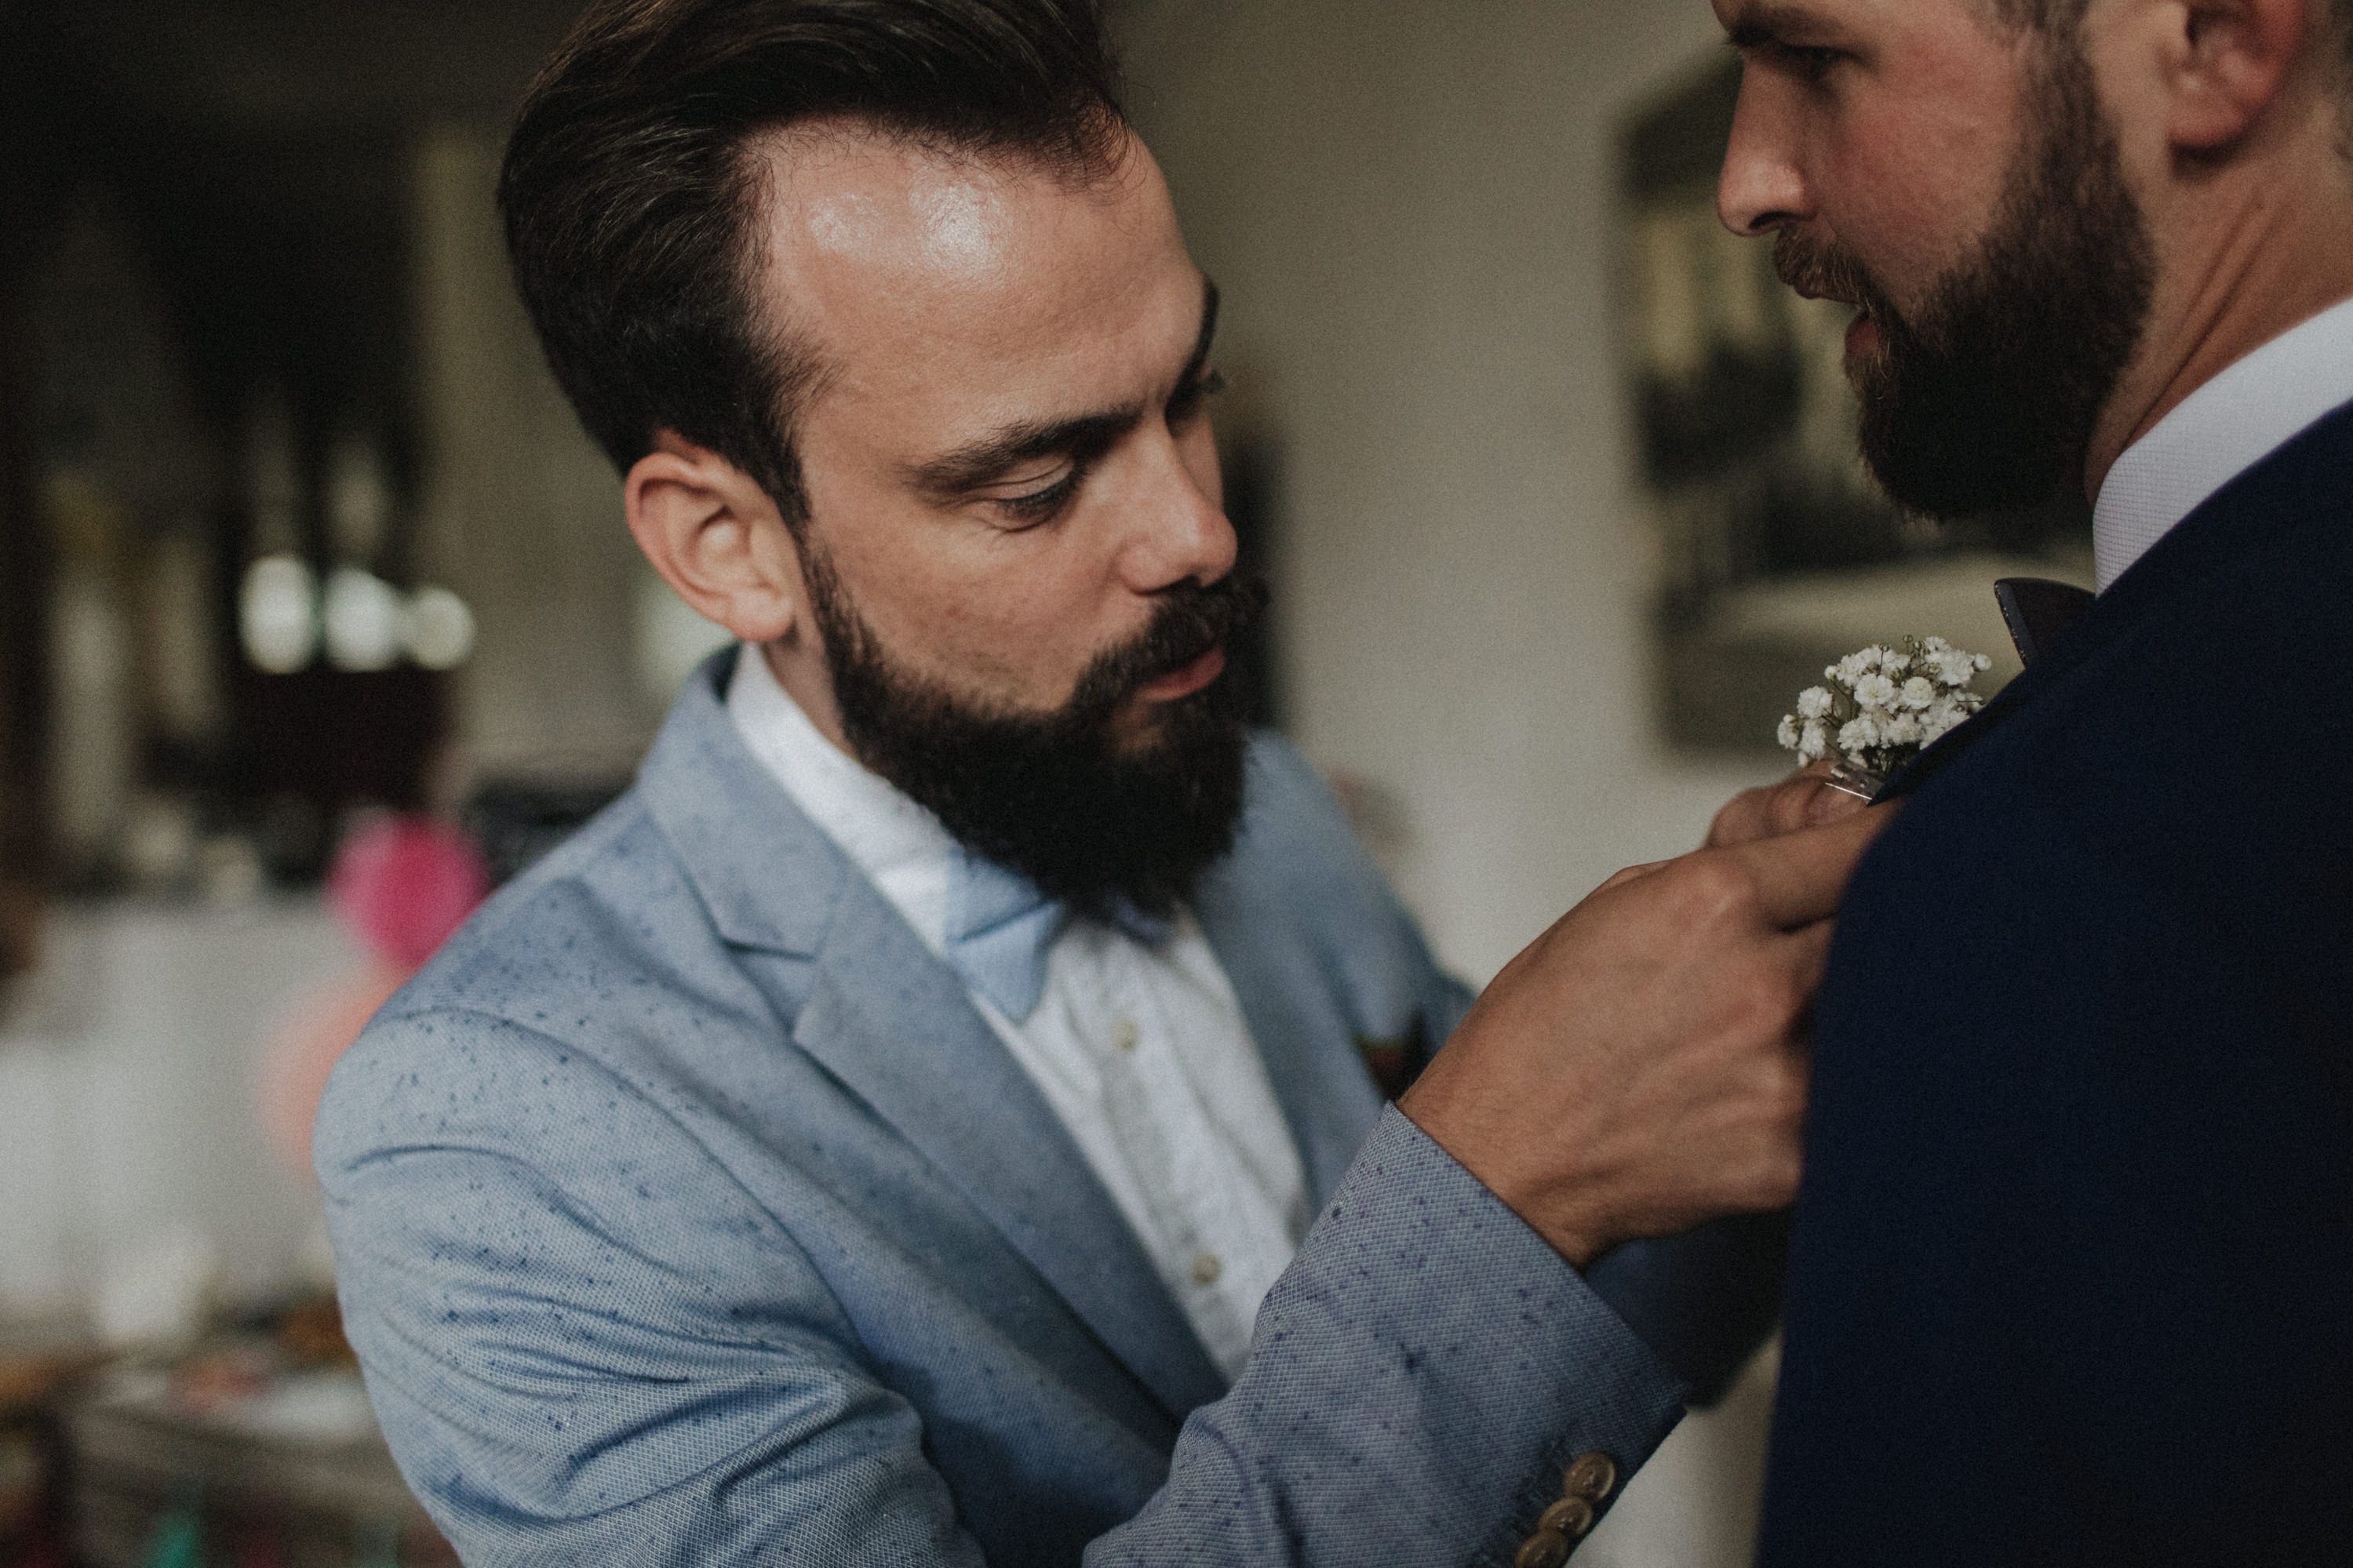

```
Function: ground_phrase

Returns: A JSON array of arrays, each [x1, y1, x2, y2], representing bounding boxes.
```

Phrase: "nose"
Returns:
[[1117, 422, 1237, 594], [1717, 68, 1811, 238]]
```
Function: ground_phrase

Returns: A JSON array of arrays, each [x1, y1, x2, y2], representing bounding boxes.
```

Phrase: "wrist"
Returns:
[[1397, 1088, 1617, 1269]]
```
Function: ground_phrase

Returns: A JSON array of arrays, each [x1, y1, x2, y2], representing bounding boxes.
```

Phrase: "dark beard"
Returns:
[[803, 551, 1265, 921], [1775, 30, 2155, 520]]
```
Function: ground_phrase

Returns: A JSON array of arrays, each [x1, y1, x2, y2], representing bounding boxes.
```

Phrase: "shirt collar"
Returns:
[[724, 642, 962, 887], [2093, 293, 2353, 591]]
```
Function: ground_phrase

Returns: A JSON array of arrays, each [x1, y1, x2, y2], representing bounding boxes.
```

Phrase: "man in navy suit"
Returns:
[[1712, 0, 2353, 1559], [319, 2, 1885, 1563]]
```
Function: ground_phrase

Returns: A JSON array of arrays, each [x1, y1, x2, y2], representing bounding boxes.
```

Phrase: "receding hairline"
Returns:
[[710, 112, 1160, 461], [743, 109, 1146, 206]]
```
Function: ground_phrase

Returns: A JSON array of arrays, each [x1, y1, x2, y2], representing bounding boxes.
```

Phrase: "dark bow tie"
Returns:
[[1994, 577, 2097, 667]]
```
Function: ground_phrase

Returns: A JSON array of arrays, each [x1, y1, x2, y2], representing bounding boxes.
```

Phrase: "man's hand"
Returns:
[[1398, 806, 1895, 1268], [1706, 762, 1868, 849]]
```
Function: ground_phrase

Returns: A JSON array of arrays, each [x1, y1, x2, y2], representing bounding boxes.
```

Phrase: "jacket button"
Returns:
[[1563, 1450, 1619, 1502], [1513, 1530, 1572, 1568], [1190, 1251, 1223, 1286], [1539, 1496, 1596, 1538]]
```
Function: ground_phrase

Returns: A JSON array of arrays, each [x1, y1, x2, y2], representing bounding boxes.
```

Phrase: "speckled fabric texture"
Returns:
[[316, 650, 1690, 1566]]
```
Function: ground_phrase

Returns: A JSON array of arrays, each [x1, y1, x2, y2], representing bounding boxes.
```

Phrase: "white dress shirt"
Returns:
[[2094, 294, 2353, 590], [727, 645, 1309, 1379]]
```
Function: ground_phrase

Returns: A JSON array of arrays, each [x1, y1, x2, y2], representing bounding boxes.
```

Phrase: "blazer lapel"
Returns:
[[1189, 760, 1388, 1211], [640, 651, 1226, 1424], [1198, 910, 1382, 1209], [788, 883, 1228, 1420]]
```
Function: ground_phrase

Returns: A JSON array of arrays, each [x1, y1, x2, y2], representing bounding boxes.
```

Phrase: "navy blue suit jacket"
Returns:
[[1759, 402, 2353, 1564]]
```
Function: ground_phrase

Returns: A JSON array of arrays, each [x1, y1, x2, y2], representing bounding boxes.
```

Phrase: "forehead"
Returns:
[[750, 124, 1200, 449]]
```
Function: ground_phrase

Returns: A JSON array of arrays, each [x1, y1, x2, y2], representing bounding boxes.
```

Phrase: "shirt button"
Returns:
[[1110, 1017, 1141, 1053], [1190, 1250, 1223, 1286]]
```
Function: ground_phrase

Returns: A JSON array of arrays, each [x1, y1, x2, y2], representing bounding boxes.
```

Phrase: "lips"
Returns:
[[1135, 645, 1226, 702], [1844, 312, 1881, 362]]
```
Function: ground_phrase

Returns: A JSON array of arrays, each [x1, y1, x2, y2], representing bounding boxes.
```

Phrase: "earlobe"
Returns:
[[624, 434, 801, 643], [2164, 0, 2308, 152]]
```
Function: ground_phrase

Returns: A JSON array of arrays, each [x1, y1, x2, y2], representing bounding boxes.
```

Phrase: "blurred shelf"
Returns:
[[64, 1364, 451, 1567]]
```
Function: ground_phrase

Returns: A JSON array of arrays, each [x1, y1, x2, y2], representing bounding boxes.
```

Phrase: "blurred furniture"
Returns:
[[65, 1360, 452, 1568], [0, 900, 359, 1319], [0, 1318, 109, 1566]]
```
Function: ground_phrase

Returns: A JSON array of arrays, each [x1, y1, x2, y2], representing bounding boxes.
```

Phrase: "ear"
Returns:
[[2162, 0, 2312, 151], [625, 431, 808, 644]]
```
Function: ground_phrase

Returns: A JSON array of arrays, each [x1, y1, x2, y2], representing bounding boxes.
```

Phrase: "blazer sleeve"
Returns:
[[1091, 1108, 1685, 1565]]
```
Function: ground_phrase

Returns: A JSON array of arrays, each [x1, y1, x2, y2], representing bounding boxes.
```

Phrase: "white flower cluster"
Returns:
[[1777, 635, 1993, 780]]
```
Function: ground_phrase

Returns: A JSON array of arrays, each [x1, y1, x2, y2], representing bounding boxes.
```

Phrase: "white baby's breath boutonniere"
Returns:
[[1778, 636, 1994, 797]]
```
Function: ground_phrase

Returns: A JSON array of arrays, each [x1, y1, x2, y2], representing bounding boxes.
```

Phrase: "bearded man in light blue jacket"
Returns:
[[315, 2, 1885, 1563]]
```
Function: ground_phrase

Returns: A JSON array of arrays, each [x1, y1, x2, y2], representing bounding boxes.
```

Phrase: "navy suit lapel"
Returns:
[[642, 653, 1226, 1424], [1885, 398, 2353, 805]]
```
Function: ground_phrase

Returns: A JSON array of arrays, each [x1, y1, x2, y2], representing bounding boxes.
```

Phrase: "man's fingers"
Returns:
[[1596, 858, 1674, 893], [1732, 802, 1900, 930], [1805, 773, 1869, 828], [1708, 763, 1856, 849]]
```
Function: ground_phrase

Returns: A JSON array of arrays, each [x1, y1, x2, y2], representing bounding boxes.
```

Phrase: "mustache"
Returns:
[[1773, 230, 1894, 324], [1070, 573, 1267, 716]]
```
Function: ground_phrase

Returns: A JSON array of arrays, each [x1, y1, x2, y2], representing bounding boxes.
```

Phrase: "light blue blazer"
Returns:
[[317, 650, 1714, 1566]]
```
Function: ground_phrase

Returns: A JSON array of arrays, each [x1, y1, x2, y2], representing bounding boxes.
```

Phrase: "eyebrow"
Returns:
[[1723, 2, 1832, 48], [907, 276, 1222, 495]]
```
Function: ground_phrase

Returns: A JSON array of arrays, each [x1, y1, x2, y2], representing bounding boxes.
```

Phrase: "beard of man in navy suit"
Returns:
[[1709, 0, 2353, 1561]]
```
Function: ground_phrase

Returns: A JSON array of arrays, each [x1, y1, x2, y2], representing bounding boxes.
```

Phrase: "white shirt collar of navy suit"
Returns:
[[2094, 292, 2353, 591]]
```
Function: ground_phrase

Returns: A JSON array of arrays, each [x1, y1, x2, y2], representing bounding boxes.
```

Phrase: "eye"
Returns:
[[987, 462, 1086, 529], [1166, 367, 1227, 426], [1777, 42, 1845, 80]]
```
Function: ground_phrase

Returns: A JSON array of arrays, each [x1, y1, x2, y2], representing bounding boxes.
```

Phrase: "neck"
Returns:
[[2085, 119, 2353, 498], [761, 631, 854, 756]]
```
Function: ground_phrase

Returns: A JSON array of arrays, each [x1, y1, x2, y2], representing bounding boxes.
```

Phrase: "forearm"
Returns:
[[1088, 1108, 1685, 1566]]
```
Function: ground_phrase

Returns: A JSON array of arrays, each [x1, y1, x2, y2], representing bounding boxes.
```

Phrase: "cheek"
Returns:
[[1816, 122, 2009, 306], [837, 523, 1131, 705], [1815, 38, 2031, 307]]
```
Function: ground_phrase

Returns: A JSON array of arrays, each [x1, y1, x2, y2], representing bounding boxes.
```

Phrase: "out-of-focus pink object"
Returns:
[[260, 817, 490, 1176], [326, 817, 490, 970], [260, 960, 412, 1177]]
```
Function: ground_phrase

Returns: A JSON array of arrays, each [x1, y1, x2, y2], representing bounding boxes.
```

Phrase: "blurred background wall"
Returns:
[[1121, 0, 1770, 988], [0, 1, 2016, 1560]]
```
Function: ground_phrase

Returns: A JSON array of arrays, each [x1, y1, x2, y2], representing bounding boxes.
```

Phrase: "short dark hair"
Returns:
[[500, 0, 1127, 525]]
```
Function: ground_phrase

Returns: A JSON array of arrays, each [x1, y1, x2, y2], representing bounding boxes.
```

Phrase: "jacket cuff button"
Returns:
[[1539, 1496, 1596, 1538], [1513, 1530, 1572, 1568], [1562, 1450, 1619, 1502]]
